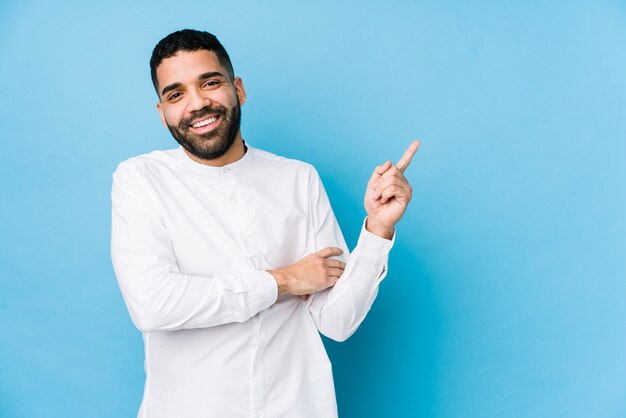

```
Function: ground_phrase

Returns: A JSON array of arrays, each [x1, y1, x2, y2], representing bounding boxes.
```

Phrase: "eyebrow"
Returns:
[[160, 71, 227, 97]]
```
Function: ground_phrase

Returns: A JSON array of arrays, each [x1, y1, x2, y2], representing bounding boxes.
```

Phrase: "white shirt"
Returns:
[[111, 145, 394, 418]]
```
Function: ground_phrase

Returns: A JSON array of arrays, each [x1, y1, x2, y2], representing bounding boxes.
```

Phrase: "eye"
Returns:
[[168, 92, 182, 101], [203, 80, 220, 88]]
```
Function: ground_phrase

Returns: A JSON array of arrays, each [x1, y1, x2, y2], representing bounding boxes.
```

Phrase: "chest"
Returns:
[[153, 170, 314, 275]]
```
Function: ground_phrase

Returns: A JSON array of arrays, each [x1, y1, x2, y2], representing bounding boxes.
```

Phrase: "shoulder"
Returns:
[[249, 146, 320, 180], [113, 148, 179, 182]]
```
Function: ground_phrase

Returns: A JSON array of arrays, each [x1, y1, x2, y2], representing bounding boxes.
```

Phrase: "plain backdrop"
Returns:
[[1, 1, 625, 417]]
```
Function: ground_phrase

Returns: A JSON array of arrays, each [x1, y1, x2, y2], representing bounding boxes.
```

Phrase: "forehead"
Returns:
[[156, 50, 226, 87]]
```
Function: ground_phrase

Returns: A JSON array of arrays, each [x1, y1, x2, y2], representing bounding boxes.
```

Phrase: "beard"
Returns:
[[166, 98, 241, 161]]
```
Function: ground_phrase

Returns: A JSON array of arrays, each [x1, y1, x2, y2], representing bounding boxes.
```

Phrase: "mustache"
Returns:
[[180, 105, 227, 129]]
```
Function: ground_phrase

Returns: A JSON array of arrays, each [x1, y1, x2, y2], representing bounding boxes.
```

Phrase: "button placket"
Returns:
[[220, 171, 256, 267]]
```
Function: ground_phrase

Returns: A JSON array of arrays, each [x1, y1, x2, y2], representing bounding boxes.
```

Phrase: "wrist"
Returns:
[[365, 217, 394, 240], [267, 269, 290, 295]]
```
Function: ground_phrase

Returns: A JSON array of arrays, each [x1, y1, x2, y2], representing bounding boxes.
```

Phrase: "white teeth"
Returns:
[[192, 116, 217, 128]]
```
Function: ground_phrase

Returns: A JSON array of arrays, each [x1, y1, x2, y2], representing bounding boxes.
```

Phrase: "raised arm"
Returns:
[[307, 141, 420, 341]]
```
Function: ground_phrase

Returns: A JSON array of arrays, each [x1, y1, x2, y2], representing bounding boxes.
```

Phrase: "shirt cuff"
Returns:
[[244, 271, 279, 314], [355, 217, 395, 263]]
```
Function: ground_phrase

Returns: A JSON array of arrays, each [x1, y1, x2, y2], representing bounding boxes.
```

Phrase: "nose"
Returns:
[[186, 87, 211, 113]]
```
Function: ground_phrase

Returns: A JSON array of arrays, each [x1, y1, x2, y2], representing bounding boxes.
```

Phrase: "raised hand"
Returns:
[[364, 140, 420, 239]]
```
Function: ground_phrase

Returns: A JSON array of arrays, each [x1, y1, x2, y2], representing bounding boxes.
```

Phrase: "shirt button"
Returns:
[[223, 167, 231, 174]]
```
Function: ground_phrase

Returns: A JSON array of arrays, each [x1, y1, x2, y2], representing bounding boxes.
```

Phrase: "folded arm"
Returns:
[[111, 163, 277, 333]]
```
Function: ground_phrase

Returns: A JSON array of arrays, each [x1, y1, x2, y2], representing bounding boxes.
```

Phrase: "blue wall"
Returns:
[[1, 1, 625, 417]]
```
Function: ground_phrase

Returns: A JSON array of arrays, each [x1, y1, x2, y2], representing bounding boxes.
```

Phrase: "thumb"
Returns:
[[368, 160, 392, 185]]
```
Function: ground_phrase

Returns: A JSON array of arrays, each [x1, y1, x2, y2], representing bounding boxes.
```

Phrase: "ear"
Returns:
[[156, 101, 168, 128], [233, 77, 247, 106]]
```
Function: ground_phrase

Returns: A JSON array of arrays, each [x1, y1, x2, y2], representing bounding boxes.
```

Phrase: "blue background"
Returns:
[[1, 1, 625, 417]]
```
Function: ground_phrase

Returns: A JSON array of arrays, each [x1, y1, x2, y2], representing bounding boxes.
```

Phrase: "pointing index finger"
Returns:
[[396, 140, 420, 173]]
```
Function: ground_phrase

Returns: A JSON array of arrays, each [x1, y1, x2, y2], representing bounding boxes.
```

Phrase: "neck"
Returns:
[[183, 135, 246, 167]]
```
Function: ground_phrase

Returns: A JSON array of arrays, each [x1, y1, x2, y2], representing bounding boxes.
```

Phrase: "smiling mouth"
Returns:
[[188, 115, 220, 133]]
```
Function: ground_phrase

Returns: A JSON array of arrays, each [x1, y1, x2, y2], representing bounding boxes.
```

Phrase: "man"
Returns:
[[111, 29, 418, 418]]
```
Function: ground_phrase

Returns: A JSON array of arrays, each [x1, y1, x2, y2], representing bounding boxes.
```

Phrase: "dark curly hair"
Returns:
[[150, 29, 235, 97]]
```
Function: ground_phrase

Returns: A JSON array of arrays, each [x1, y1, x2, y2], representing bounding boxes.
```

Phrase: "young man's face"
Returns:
[[156, 50, 246, 160]]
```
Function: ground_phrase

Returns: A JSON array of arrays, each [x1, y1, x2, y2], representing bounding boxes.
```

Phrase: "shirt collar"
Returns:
[[174, 142, 254, 177]]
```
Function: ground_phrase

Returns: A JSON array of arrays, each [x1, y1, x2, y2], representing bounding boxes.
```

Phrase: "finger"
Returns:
[[370, 165, 400, 196], [378, 169, 409, 190], [328, 268, 345, 278], [372, 174, 410, 200], [380, 183, 412, 204], [325, 259, 346, 269], [396, 140, 420, 173], [380, 165, 407, 182], [376, 160, 393, 175], [373, 166, 407, 192], [317, 247, 344, 258], [380, 185, 400, 204], [368, 160, 392, 185], [327, 275, 340, 286]]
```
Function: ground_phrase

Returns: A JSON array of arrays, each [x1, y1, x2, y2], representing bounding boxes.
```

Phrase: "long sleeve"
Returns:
[[306, 169, 395, 342], [110, 162, 278, 333]]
